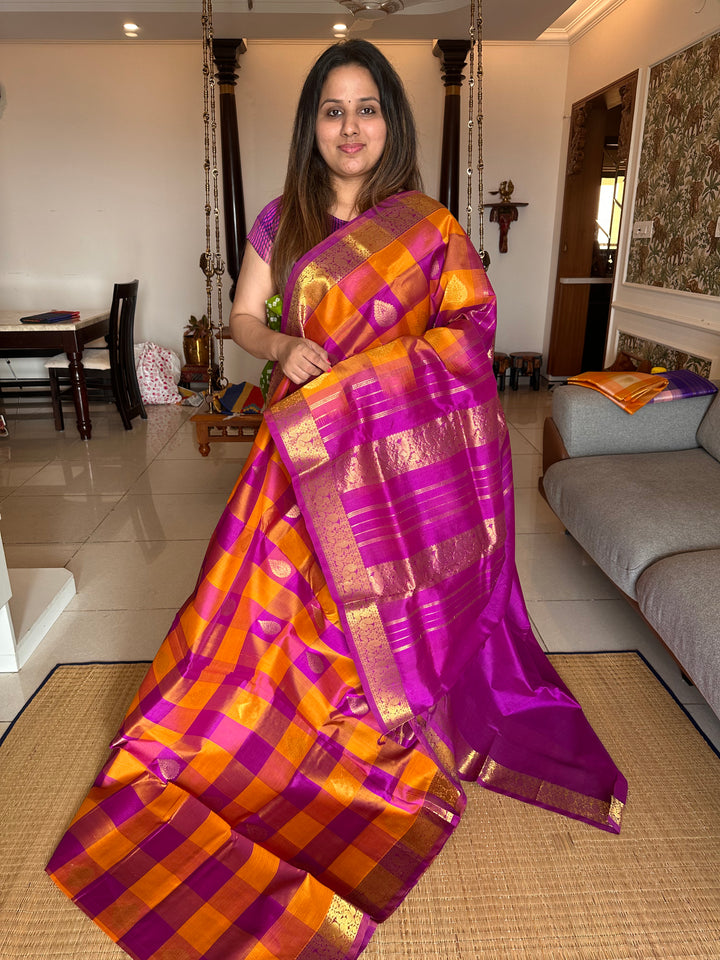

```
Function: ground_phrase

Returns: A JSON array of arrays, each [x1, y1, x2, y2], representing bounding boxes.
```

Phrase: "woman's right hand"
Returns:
[[229, 244, 331, 386], [275, 334, 331, 384]]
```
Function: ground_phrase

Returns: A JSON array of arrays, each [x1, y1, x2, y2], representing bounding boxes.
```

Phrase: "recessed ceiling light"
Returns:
[[333, 23, 347, 31], [125, 32, 138, 37], [123, 22, 139, 31]]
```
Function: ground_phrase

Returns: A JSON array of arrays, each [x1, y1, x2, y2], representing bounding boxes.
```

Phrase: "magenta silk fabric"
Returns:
[[265, 192, 627, 832]]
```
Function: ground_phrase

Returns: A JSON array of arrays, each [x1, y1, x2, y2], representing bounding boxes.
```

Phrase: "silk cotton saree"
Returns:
[[47, 192, 626, 960]]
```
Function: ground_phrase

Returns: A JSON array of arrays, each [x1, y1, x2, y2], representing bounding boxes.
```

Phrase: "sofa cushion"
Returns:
[[697, 393, 720, 462], [543, 448, 720, 598], [637, 550, 720, 718], [552, 385, 714, 458]]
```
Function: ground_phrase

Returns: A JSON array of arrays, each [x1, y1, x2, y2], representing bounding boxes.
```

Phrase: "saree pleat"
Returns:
[[47, 192, 625, 960]]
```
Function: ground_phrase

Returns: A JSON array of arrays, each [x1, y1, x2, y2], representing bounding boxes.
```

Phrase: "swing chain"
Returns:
[[201, 0, 227, 396], [467, 0, 489, 268]]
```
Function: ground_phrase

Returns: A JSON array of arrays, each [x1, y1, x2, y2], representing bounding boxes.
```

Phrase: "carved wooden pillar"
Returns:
[[212, 38, 247, 301], [433, 39, 471, 220]]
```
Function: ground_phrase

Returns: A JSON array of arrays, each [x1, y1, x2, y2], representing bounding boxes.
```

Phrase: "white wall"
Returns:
[[562, 0, 720, 372], [565, 0, 720, 106], [0, 36, 568, 387], [0, 42, 215, 376], [480, 41, 569, 355]]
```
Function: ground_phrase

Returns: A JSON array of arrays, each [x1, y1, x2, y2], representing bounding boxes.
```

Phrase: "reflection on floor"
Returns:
[[1, 387, 718, 751]]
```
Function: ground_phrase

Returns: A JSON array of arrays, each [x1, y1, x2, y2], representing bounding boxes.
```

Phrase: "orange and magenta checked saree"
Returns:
[[47, 191, 626, 960]]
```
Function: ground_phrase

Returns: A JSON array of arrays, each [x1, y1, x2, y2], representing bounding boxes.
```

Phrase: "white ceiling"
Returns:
[[0, 0, 605, 44]]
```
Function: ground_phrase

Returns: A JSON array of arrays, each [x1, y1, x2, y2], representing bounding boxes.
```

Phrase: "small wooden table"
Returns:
[[0, 309, 110, 439]]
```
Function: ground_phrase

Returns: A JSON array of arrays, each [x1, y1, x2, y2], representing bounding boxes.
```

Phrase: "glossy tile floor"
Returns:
[[1, 387, 719, 753]]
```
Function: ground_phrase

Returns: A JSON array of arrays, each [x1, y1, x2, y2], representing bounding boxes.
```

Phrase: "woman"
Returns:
[[47, 40, 626, 960]]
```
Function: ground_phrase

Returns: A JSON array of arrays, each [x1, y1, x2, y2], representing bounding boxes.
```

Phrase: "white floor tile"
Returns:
[[516, 532, 620, 600], [1, 543, 84, 568], [38, 607, 175, 662], [88, 493, 229, 542], [506, 426, 537, 456], [0, 666, 50, 721], [0, 494, 120, 543], [66, 540, 208, 611], [0, 461, 47, 498], [0, 608, 177, 722], [61, 428, 176, 463], [0, 435, 75, 463], [501, 395, 552, 429], [527, 597, 713, 710], [156, 423, 256, 461], [510, 453, 543, 489], [513, 425, 544, 452], [513, 488, 565, 534], [58, 405, 191, 462], [528, 597, 656, 654], [19, 459, 147, 496], [128, 457, 246, 495], [0, 406, 56, 430]]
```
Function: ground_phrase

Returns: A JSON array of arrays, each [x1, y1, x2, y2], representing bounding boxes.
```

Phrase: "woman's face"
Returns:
[[315, 64, 387, 191]]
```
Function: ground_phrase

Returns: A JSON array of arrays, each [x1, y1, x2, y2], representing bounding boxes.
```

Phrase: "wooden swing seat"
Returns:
[[190, 411, 263, 457]]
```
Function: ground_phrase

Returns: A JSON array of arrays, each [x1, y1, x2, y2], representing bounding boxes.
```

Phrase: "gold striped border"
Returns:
[[479, 758, 624, 829]]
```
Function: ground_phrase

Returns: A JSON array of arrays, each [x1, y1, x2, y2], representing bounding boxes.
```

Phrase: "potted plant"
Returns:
[[183, 314, 213, 366]]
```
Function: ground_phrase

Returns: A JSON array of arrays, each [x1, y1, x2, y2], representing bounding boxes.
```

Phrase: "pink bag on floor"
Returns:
[[134, 342, 182, 405]]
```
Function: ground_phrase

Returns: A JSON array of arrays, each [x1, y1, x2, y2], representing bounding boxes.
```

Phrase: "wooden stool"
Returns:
[[492, 351, 510, 392], [509, 352, 542, 391], [190, 411, 263, 456]]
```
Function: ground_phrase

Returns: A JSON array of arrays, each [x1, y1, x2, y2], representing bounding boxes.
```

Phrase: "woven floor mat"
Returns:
[[1, 653, 718, 959]]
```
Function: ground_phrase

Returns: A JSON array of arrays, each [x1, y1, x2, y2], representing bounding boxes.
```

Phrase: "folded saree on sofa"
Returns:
[[47, 192, 626, 960]]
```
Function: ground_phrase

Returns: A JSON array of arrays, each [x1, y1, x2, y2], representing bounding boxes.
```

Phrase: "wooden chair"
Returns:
[[45, 280, 147, 430]]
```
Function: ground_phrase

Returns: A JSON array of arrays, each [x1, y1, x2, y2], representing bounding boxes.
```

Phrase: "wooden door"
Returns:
[[547, 73, 638, 377]]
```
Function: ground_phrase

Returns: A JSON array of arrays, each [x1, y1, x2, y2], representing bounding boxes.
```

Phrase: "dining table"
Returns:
[[0, 309, 110, 440]]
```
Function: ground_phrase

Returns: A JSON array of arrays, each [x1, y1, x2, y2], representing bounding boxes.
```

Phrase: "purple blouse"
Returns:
[[247, 196, 349, 264]]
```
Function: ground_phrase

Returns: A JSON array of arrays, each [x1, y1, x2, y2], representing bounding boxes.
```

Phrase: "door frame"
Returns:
[[547, 71, 639, 377]]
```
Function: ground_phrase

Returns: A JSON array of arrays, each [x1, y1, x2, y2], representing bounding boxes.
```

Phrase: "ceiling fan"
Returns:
[[337, 0, 438, 32], [336, 1, 406, 18], [246, 2, 427, 31]]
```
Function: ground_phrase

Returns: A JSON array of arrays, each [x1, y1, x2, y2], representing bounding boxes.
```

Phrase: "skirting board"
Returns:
[[0, 568, 76, 672]]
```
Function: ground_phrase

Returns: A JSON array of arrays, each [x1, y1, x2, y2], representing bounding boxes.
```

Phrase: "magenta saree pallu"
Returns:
[[47, 192, 626, 960]]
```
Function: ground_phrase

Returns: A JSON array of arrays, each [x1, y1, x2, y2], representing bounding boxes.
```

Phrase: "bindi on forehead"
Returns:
[[319, 96, 380, 107]]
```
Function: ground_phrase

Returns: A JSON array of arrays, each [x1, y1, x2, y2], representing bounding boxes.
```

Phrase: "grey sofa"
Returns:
[[540, 383, 720, 719]]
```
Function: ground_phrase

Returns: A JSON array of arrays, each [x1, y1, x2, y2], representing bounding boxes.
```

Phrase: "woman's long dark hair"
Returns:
[[271, 39, 422, 293]]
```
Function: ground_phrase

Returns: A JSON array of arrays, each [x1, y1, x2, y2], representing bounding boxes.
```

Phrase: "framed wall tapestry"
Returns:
[[626, 31, 720, 296]]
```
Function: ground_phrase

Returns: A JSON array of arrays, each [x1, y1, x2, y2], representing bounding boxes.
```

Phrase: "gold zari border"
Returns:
[[296, 894, 367, 960], [479, 758, 624, 829], [274, 390, 410, 731]]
